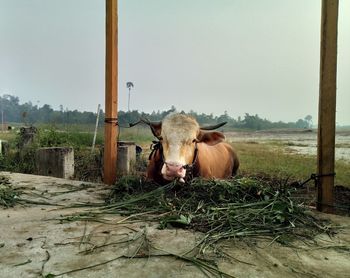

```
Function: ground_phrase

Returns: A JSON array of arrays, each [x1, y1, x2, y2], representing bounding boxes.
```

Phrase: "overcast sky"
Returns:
[[0, 0, 349, 125]]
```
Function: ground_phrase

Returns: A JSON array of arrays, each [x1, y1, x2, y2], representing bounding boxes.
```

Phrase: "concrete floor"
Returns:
[[0, 172, 349, 278]]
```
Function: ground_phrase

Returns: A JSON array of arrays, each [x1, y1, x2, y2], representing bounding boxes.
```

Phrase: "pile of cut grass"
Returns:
[[106, 176, 331, 248], [0, 176, 21, 208]]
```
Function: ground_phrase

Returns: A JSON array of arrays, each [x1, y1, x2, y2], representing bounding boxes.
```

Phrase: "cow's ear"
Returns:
[[197, 131, 225, 146], [150, 123, 162, 139]]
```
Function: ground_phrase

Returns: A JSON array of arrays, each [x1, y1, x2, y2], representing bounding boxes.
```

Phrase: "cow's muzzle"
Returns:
[[161, 162, 186, 183]]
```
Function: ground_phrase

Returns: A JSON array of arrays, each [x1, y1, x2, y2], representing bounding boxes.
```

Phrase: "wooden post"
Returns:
[[317, 0, 338, 213], [104, 0, 118, 185]]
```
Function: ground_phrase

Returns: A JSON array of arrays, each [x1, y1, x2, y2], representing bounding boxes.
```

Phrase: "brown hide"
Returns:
[[195, 141, 239, 178], [146, 131, 239, 184]]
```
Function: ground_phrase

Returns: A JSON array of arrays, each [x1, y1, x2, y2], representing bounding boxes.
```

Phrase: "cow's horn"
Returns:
[[200, 122, 227, 130], [129, 118, 161, 127], [140, 118, 161, 127], [129, 120, 141, 127], [138, 118, 162, 138]]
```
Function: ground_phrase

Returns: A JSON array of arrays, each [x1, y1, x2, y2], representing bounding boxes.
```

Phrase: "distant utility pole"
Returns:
[[126, 82, 134, 112]]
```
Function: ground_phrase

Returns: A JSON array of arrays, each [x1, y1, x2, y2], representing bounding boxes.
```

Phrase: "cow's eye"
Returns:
[[192, 139, 197, 143], [158, 136, 163, 141]]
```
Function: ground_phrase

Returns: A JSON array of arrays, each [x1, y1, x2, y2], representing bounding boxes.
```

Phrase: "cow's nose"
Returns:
[[162, 162, 186, 180]]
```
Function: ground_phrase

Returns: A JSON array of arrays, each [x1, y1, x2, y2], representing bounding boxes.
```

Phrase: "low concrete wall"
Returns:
[[36, 147, 74, 179], [117, 141, 136, 175]]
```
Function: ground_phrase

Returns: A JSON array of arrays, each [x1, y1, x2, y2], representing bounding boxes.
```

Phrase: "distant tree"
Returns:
[[304, 115, 313, 128], [296, 119, 308, 128], [0, 94, 317, 131], [217, 111, 229, 122]]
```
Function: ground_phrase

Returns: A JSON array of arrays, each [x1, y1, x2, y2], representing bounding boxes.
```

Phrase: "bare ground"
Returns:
[[0, 172, 350, 278]]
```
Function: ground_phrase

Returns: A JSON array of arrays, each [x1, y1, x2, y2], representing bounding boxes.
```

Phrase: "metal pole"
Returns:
[[1, 110, 3, 133], [128, 87, 131, 112], [126, 82, 134, 113], [317, 0, 338, 213], [1, 99, 3, 132], [104, 0, 118, 185], [91, 104, 101, 153]]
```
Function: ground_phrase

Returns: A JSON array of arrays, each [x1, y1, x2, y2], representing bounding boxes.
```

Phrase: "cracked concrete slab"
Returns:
[[0, 172, 350, 278]]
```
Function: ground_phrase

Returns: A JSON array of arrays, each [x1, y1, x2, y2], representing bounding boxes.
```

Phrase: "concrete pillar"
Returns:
[[36, 147, 74, 179], [0, 140, 9, 155], [18, 126, 37, 148], [117, 141, 136, 175]]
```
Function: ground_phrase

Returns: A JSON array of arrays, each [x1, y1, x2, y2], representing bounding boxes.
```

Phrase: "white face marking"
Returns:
[[161, 114, 198, 166], [164, 142, 185, 165]]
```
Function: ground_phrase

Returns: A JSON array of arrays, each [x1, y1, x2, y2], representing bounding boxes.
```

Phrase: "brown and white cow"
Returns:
[[143, 113, 239, 184]]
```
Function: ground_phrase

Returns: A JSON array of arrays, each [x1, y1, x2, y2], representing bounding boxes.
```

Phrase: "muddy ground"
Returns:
[[0, 172, 350, 278]]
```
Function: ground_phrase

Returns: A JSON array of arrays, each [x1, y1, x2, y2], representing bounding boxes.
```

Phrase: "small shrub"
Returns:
[[39, 127, 67, 147]]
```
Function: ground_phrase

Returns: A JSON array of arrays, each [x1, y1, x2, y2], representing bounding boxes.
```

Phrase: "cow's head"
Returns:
[[144, 113, 226, 182]]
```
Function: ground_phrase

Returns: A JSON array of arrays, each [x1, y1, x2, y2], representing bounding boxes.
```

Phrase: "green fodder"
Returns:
[[0, 176, 21, 208], [105, 176, 332, 248]]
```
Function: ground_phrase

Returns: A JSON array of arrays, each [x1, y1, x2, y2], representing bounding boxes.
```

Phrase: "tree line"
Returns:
[[1, 94, 312, 130]]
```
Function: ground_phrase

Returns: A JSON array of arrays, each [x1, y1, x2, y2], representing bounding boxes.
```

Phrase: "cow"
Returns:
[[142, 113, 239, 184]]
